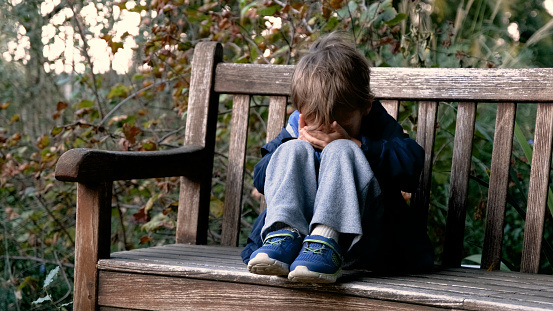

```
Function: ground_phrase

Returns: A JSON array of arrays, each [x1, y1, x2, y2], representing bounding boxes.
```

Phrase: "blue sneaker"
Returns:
[[288, 235, 343, 283], [248, 229, 303, 275]]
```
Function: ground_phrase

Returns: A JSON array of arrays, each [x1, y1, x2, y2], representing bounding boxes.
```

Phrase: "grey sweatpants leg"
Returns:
[[262, 139, 381, 249]]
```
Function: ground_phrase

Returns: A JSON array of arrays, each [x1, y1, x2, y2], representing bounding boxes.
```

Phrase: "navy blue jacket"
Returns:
[[242, 101, 432, 271], [253, 100, 424, 195]]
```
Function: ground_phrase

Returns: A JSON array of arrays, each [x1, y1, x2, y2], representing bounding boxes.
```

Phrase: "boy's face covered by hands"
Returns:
[[298, 108, 368, 150]]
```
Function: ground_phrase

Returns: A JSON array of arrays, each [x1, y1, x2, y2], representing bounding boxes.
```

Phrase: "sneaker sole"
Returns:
[[247, 253, 290, 275], [288, 265, 342, 283]]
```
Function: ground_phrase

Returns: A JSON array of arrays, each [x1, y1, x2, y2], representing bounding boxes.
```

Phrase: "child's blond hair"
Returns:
[[291, 32, 374, 128]]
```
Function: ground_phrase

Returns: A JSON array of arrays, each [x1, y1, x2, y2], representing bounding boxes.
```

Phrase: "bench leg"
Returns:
[[74, 182, 112, 311]]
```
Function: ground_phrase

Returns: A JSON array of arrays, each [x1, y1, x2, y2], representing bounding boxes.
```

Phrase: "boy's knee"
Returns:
[[276, 139, 313, 155], [324, 139, 359, 153], [321, 139, 365, 162]]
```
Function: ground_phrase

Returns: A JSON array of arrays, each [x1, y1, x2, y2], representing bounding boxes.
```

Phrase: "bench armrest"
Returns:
[[55, 145, 207, 183]]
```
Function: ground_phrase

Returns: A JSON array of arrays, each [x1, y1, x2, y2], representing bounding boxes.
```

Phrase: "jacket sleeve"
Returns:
[[361, 134, 424, 193], [253, 128, 293, 194], [360, 101, 424, 193]]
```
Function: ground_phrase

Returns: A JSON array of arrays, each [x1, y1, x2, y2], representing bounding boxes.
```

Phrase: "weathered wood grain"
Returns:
[[119, 243, 242, 257], [267, 96, 288, 142], [214, 63, 294, 95], [411, 101, 438, 225], [215, 64, 553, 102], [107, 247, 245, 267], [443, 102, 477, 267], [258, 95, 289, 212], [370, 68, 553, 102], [177, 42, 222, 245], [443, 267, 553, 284], [221, 95, 251, 246], [521, 103, 553, 273], [381, 100, 399, 119], [104, 247, 500, 286], [74, 182, 112, 311], [462, 298, 553, 311], [386, 270, 553, 295], [394, 273, 553, 296], [482, 103, 516, 271], [98, 271, 444, 311], [55, 146, 205, 183], [97, 244, 553, 311], [365, 275, 553, 300]]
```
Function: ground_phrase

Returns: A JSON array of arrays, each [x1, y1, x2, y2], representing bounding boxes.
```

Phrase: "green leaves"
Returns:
[[108, 84, 130, 99], [365, 0, 400, 28], [51, 126, 63, 136], [78, 100, 94, 109], [385, 13, 407, 26], [258, 4, 279, 16]]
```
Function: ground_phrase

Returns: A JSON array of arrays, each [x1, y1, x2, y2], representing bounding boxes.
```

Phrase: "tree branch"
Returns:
[[99, 78, 173, 126], [68, 0, 107, 118]]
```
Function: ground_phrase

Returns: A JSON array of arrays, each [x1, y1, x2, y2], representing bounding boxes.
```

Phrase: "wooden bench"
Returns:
[[55, 42, 553, 310]]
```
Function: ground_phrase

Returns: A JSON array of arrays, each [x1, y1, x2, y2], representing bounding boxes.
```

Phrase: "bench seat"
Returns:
[[96, 244, 553, 311]]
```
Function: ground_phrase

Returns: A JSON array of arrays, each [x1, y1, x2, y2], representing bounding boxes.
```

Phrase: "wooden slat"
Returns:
[[74, 181, 112, 311], [462, 297, 553, 311], [521, 102, 553, 273], [411, 101, 439, 224], [267, 96, 288, 142], [123, 244, 243, 256], [214, 64, 553, 102], [221, 95, 251, 246], [177, 42, 222, 245], [397, 271, 553, 295], [381, 100, 399, 119], [108, 254, 244, 270], [214, 63, 294, 96], [104, 245, 553, 286], [366, 275, 553, 301], [98, 271, 443, 311], [109, 247, 244, 267], [442, 266, 553, 284], [259, 96, 289, 212], [443, 102, 477, 267], [371, 68, 553, 102], [482, 103, 517, 271]]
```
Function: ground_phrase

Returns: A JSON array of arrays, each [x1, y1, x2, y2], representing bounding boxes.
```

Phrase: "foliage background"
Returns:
[[1, 0, 552, 309]]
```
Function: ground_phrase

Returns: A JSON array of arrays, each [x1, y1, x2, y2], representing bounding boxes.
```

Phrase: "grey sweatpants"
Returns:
[[262, 139, 383, 250]]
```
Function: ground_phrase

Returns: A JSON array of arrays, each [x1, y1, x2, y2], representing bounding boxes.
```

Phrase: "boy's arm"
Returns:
[[361, 134, 424, 193], [360, 101, 424, 193], [253, 127, 294, 194]]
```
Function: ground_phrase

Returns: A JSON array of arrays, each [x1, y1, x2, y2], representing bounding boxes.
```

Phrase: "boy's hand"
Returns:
[[298, 114, 361, 149]]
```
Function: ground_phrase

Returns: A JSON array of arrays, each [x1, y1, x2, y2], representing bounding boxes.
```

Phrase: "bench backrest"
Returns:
[[180, 42, 553, 273]]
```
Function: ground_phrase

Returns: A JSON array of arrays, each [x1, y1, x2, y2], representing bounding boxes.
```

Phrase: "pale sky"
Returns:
[[2, 0, 553, 74], [4, 0, 145, 74]]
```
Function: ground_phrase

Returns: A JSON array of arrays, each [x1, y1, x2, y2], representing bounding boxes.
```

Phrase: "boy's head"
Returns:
[[291, 32, 374, 130]]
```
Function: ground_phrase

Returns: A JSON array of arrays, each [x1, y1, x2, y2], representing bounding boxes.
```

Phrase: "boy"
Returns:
[[242, 32, 433, 283]]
